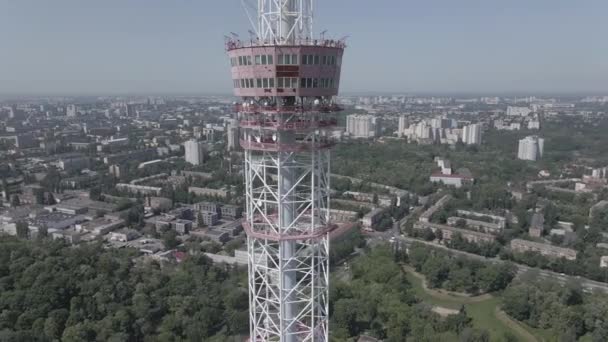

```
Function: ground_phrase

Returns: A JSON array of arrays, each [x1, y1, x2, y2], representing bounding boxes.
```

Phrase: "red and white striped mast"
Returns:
[[226, 1, 345, 341]]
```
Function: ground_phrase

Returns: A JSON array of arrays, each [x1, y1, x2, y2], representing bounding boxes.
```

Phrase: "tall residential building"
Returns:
[[518, 136, 544, 161], [125, 104, 136, 117], [66, 105, 77, 117], [462, 123, 482, 145], [431, 117, 452, 129], [226, 119, 240, 151], [398, 115, 408, 138], [413, 121, 432, 140], [7, 105, 16, 119], [184, 139, 205, 166], [346, 114, 381, 138]]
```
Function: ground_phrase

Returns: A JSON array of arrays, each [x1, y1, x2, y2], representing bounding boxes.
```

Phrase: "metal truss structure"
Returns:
[[244, 0, 314, 44], [227, 1, 345, 340], [244, 130, 331, 341]]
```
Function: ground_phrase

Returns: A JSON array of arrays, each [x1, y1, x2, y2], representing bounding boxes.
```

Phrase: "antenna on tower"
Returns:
[[241, 0, 258, 37], [248, 29, 257, 41], [320, 29, 327, 40]]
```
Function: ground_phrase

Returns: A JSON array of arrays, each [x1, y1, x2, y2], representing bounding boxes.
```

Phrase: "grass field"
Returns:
[[403, 265, 543, 342]]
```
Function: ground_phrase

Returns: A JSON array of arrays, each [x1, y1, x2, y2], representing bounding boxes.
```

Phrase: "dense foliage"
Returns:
[[330, 247, 490, 341], [330, 228, 365, 265], [406, 244, 516, 294], [0, 237, 248, 341], [502, 279, 608, 341]]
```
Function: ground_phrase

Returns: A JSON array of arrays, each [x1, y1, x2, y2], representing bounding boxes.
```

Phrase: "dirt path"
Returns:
[[403, 264, 539, 342], [402, 265, 493, 303], [431, 306, 460, 317], [495, 308, 539, 342]]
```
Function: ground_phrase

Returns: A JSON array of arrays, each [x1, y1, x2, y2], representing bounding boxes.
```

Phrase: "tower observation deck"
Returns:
[[225, 1, 345, 341]]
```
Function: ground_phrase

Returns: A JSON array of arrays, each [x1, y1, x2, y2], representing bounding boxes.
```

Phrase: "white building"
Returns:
[[398, 116, 408, 138], [431, 117, 452, 129], [346, 114, 381, 138], [430, 173, 472, 188], [461, 123, 482, 145], [226, 119, 240, 151], [412, 122, 432, 140], [527, 120, 541, 130], [184, 139, 205, 166], [66, 105, 77, 117], [591, 167, 607, 179], [507, 106, 532, 117], [518, 136, 544, 161]]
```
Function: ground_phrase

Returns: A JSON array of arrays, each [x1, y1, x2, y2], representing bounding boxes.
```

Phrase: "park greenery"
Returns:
[[330, 246, 491, 342], [406, 244, 516, 295], [0, 236, 248, 341], [502, 278, 608, 341]]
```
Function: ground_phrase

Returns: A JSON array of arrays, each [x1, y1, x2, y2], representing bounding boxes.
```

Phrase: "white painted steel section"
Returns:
[[255, 0, 314, 44], [245, 145, 330, 341]]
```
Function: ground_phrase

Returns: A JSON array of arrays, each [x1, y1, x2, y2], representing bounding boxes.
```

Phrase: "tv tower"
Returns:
[[225, 1, 345, 341]]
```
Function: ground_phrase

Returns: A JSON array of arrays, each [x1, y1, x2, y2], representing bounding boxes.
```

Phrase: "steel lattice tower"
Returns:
[[225, 1, 345, 341]]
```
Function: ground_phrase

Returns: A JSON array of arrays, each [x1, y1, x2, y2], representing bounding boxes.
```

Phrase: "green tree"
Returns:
[[197, 211, 205, 228], [163, 230, 179, 249]]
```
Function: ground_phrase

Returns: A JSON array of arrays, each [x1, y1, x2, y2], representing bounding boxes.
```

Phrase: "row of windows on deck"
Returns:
[[233, 77, 336, 89], [230, 53, 341, 67]]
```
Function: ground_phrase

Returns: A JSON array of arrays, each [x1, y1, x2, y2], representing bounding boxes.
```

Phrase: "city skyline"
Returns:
[[1, 0, 608, 95]]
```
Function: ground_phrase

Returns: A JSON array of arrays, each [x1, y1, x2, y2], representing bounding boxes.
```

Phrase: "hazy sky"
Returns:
[[1, 0, 607, 95]]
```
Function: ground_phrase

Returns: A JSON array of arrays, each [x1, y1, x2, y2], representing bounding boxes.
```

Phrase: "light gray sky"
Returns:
[[0, 0, 607, 95]]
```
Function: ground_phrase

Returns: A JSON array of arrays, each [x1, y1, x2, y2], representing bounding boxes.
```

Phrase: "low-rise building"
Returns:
[[29, 210, 86, 233], [193, 201, 221, 215], [60, 174, 100, 189], [174, 219, 193, 235], [57, 156, 90, 172], [147, 197, 173, 211], [215, 219, 243, 236], [430, 173, 473, 188], [329, 209, 359, 223], [116, 183, 162, 196], [199, 211, 220, 226], [167, 207, 194, 220], [189, 187, 231, 198], [220, 204, 242, 219], [419, 195, 452, 223], [456, 210, 507, 228], [510, 239, 577, 261], [361, 208, 385, 230], [51, 229, 83, 244], [601, 256, 608, 268], [110, 228, 141, 242], [529, 213, 545, 238], [205, 229, 231, 244], [75, 217, 125, 236], [446, 217, 503, 234], [413, 222, 496, 244], [342, 191, 393, 207]]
